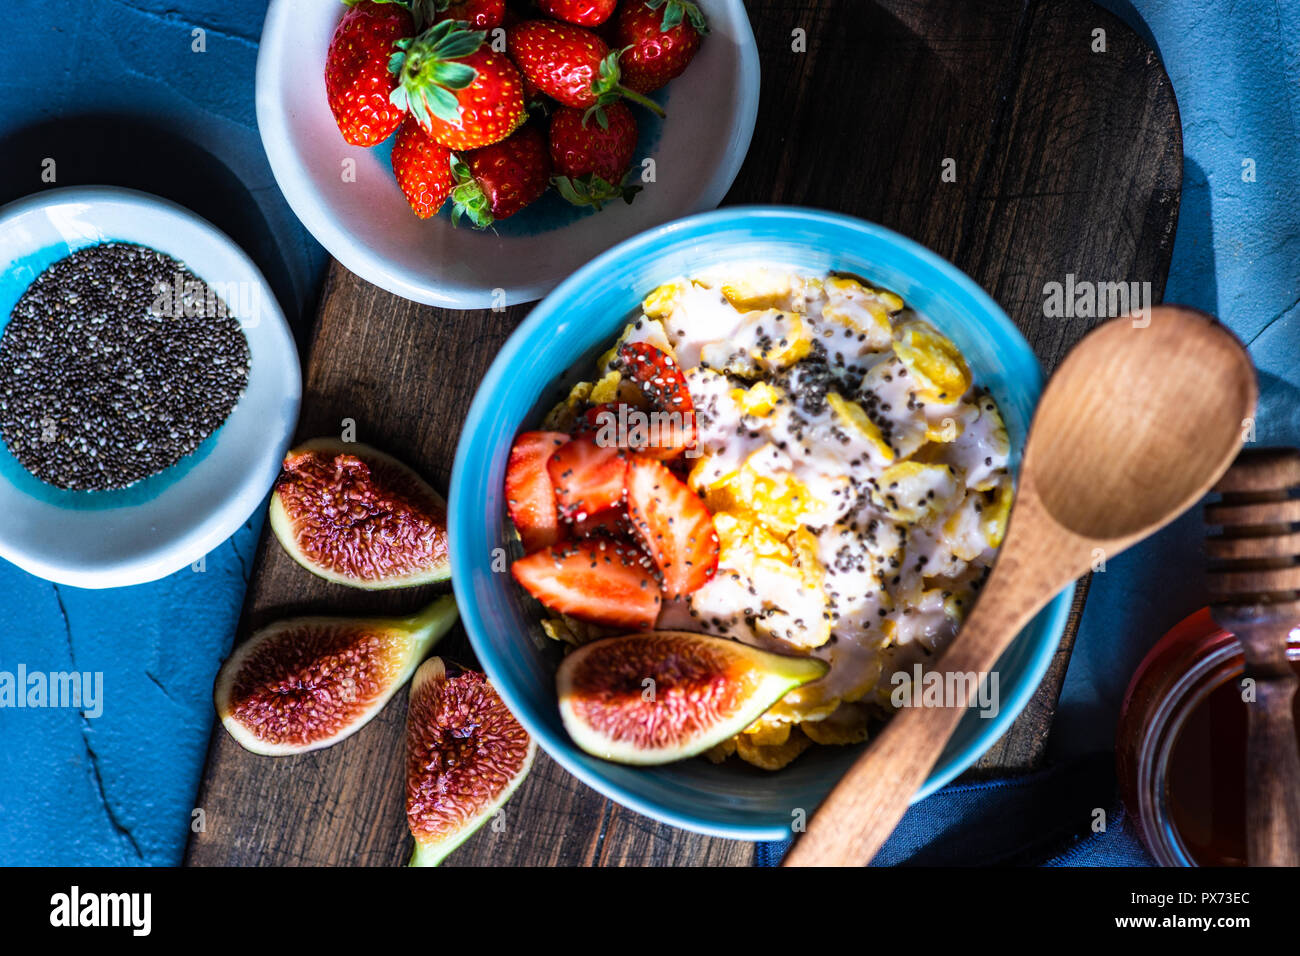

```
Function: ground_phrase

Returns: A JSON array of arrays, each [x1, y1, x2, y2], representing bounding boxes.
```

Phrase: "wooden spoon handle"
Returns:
[[785, 492, 1079, 866], [781, 671, 973, 866]]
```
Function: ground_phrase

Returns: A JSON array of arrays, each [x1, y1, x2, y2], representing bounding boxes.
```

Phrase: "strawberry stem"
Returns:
[[616, 84, 667, 117], [645, 0, 709, 35], [449, 157, 495, 229], [389, 20, 486, 129], [553, 173, 642, 212], [591, 52, 666, 119]]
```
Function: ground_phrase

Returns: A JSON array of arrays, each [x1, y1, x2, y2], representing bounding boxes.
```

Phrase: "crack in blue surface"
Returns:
[[103, 0, 260, 45], [1245, 293, 1300, 346], [53, 584, 144, 862], [145, 670, 184, 709]]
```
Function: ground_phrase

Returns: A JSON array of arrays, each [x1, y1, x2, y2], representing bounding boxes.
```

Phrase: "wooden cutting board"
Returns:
[[186, 0, 1181, 866]]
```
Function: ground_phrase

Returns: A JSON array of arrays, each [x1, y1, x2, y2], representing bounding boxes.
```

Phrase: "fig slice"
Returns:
[[215, 596, 459, 756], [557, 631, 829, 765], [269, 437, 451, 589], [406, 658, 536, 867]]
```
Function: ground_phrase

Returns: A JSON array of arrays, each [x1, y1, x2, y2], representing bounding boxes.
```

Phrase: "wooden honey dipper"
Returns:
[[1205, 446, 1300, 866]]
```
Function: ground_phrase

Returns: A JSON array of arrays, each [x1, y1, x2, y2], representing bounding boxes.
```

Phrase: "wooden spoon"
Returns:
[[784, 306, 1257, 867], [1205, 447, 1300, 866]]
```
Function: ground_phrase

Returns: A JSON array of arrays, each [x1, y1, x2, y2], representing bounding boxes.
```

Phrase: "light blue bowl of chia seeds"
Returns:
[[0, 186, 301, 588]]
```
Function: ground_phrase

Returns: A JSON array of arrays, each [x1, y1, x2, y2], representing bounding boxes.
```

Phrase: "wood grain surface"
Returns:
[[186, 0, 1182, 867]]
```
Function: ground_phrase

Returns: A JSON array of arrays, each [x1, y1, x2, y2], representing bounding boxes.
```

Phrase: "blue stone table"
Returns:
[[0, 0, 1295, 865]]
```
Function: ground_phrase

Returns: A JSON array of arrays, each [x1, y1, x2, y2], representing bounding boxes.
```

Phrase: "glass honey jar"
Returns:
[[1117, 607, 1300, 866]]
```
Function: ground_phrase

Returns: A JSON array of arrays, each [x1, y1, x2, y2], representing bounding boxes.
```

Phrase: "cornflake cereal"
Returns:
[[543, 266, 1013, 770]]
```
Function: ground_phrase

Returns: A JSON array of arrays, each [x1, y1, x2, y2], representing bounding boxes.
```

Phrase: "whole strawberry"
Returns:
[[614, 0, 707, 94], [391, 118, 456, 218], [536, 0, 617, 28], [506, 20, 665, 121], [451, 124, 552, 227], [550, 102, 641, 210], [325, 0, 415, 146], [430, 0, 505, 29], [390, 19, 526, 150]]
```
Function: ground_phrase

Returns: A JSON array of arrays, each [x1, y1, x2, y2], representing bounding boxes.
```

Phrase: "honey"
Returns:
[[1117, 607, 1300, 866], [1165, 662, 1300, 866]]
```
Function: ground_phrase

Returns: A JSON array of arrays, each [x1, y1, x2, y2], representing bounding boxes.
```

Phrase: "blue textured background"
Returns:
[[1058, 0, 1300, 765], [0, 0, 327, 866], [0, 0, 1296, 865]]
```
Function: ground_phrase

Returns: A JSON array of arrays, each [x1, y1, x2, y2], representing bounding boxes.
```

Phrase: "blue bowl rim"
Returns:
[[450, 205, 1074, 841]]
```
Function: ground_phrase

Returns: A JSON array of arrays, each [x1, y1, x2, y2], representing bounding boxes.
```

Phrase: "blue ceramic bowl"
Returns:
[[450, 207, 1073, 841]]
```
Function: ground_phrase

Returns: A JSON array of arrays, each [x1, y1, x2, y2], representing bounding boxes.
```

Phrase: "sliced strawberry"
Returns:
[[505, 431, 570, 552], [547, 434, 628, 521], [582, 400, 686, 459], [581, 401, 630, 434], [626, 456, 718, 599], [615, 342, 697, 458], [617, 342, 692, 411], [511, 541, 660, 629], [572, 506, 631, 539]]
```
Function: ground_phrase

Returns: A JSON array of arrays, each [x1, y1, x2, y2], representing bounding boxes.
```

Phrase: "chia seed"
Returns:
[[0, 243, 250, 490]]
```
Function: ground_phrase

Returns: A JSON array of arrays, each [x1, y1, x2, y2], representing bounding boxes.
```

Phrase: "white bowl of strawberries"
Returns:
[[256, 0, 759, 308]]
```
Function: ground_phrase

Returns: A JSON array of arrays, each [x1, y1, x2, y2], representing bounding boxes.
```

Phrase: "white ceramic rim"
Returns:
[[254, 0, 761, 307]]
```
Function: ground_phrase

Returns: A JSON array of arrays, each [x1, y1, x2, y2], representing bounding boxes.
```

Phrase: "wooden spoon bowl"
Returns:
[[785, 306, 1257, 866]]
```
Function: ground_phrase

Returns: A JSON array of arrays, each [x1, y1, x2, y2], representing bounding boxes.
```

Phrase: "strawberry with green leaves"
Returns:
[[506, 20, 665, 121], [536, 0, 617, 28], [390, 118, 456, 218], [325, 0, 416, 146], [614, 0, 707, 94], [549, 101, 641, 210], [450, 124, 552, 227], [390, 19, 526, 150]]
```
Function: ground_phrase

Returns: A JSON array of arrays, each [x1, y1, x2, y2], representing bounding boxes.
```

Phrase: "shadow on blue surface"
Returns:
[[1171, 158, 1217, 315], [0, 114, 311, 345]]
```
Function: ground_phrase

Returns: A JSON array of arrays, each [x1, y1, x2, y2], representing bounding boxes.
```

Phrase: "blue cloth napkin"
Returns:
[[756, 753, 1154, 866]]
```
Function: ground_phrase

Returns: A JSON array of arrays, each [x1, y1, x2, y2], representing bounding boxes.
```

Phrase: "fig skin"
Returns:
[[215, 596, 459, 756], [269, 437, 451, 590], [406, 658, 536, 867], [557, 631, 828, 766]]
